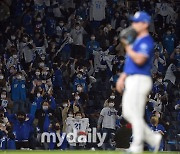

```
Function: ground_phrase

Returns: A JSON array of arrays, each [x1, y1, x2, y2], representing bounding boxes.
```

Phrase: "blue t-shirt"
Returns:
[[124, 35, 154, 76]]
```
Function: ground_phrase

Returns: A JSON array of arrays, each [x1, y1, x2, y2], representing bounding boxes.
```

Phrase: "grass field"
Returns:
[[0, 151, 179, 154]]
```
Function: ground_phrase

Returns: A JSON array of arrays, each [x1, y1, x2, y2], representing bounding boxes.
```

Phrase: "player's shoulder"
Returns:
[[137, 35, 154, 52], [141, 35, 154, 45]]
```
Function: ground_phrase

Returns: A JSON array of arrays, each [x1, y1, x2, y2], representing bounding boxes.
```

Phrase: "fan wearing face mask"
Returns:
[[0, 107, 9, 125], [61, 95, 82, 132], [19, 34, 35, 71], [152, 74, 166, 95], [30, 89, 44, 116], [73, 71, 88, 93], [6, 49, 20, 70], [35, 101, 56, 133], [97, 98, 119, 150], [65, 111, 89, 149], [48, 121, 68, 150], [76, 84, 88, 109], [0, 91, 12, 111], [86, 34, 100, 60], [163, 29, 175, 56], [6, 34, 19, 50], [54, 100, 70, 132], [56, 19, 67, 38], [34, 69, 41, 79], [5, 111, 34, 149]]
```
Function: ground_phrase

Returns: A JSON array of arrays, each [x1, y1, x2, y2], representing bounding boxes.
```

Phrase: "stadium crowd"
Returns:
[[0, 0, 179, 151]]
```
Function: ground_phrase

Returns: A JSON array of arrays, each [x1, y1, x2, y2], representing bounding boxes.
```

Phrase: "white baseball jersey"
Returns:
[[100, 107, 117, 129], [90, 0, 106, 21], [66, 117, 89, 133]]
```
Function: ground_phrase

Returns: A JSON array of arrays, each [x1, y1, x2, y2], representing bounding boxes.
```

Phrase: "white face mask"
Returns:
[[0, 75, 4, 80], [109, 102, 115, 107], [157, 79, 162, 83], [77, 74, 82, 78], [42, 106, 48, 111], [35, 72, 40, 76], [91, 37, 95, 41], [75, 96, 80, 100], [37, 93, 41, 97], [63, 104, 68, 107], [39, 63, 45, 67], [1, 94, 6, 99], [43, 72, 48, 76], [167, 31, 171, 35], [110, 95, 115, 99], [17, 75, 22, 80], [13, 55, 18, 59], [77, 87, 83, 92], [75, 116, 82, 120], [41, 56, 45, 60], [68, 114, 73, 117], [24, 37, 28, 42], [76, 26, 80, 30], [11, 36, 16, 40]]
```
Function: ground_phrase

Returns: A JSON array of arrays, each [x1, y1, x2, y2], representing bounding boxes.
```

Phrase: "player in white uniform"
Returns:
[[97, 99, 118, 149], [116, 12, 162, 153]]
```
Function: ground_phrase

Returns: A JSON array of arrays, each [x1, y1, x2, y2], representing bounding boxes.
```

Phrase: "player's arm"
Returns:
[[125, 45, 148, 66], [116, 72, 127, 93]]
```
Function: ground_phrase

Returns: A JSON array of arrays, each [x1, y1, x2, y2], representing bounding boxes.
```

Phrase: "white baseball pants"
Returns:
[[122, 75, 159, 151]]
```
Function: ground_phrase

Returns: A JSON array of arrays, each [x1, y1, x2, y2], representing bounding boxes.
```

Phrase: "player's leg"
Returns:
[[122, 75, 146, 152], [122, 75, 153, 152], [128, 75, 161, 151], [134, 76, 162, 149]]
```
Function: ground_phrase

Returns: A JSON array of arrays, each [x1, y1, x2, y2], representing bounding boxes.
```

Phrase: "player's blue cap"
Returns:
[[130, 11, 151, 23]]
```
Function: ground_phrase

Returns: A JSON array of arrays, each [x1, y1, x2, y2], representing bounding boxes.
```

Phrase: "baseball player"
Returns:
[[116, 11, 162, 153]]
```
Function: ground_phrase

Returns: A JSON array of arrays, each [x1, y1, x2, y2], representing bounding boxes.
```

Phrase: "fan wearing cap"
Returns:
[[116, 11, 162, 153]]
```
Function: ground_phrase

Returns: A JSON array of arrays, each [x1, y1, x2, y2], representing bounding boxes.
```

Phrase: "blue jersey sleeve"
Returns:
[[136, 41, 153, 57]]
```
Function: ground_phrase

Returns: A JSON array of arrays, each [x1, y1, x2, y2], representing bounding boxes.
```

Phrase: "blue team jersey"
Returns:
[[124, 35, 154, 76]]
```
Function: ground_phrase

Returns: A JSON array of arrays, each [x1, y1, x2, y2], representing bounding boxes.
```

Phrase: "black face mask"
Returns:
[[55, 125, 60, 130], [18, 117, 25, 123]]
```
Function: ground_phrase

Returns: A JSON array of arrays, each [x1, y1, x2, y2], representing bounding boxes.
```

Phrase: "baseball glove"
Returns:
[[119, 26, 137, 45]]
